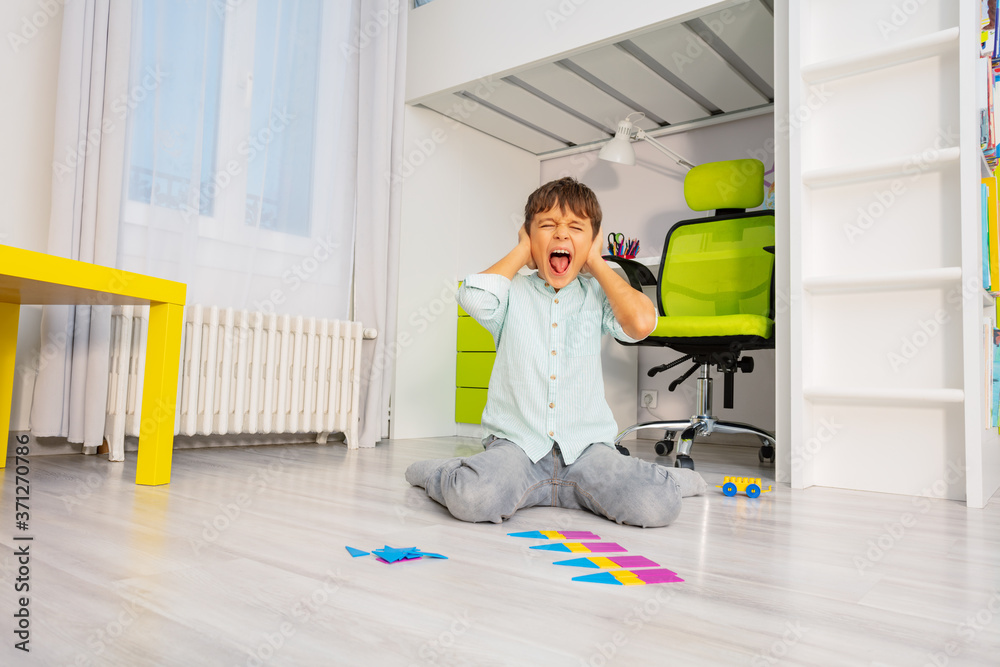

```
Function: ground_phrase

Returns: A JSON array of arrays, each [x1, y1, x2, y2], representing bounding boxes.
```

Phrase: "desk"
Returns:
[[0, 246, 185, 485]]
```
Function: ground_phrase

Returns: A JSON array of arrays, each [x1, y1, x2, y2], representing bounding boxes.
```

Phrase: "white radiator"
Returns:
[[104, 304, 364, 461]]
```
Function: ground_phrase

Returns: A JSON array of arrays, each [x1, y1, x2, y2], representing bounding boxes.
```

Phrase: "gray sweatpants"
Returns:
[[405, 437, 701, 528]]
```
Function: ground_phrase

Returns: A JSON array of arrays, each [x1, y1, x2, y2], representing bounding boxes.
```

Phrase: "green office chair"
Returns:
[[607, 159, 776, 470]]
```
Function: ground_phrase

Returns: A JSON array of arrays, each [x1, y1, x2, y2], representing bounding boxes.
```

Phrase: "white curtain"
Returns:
[[353, 0, 406, 447], [35, 0, 406, 451], [116, 0, 356, 319], [31, 0, 132, 451]]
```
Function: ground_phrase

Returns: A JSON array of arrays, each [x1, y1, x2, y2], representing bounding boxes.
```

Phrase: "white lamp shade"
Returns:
[[598, 119, 637, 166], [598, 136, 636, 165]]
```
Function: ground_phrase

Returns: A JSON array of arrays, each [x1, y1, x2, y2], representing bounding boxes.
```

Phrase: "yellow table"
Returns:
[[0, 245, 185, 485]]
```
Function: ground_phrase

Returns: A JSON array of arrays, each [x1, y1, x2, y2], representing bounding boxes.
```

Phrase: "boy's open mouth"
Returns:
[[549, 249, 572, 275]]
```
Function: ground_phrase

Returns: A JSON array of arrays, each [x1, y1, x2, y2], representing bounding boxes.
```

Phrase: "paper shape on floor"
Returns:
[[373, 553, 423, 564], [572, 568, 684, 585], [554, 555, 659, 569], [530, 542, 626, 554], [345, 546, 370, 558], [369, 546, 449, 564], [508, 530, 602, 540]]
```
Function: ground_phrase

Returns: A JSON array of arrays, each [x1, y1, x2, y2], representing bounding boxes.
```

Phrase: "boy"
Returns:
[[405, 177, 706, 527]]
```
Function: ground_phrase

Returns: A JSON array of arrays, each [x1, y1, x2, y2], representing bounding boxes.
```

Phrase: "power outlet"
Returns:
[[641, 390, 657, 409]]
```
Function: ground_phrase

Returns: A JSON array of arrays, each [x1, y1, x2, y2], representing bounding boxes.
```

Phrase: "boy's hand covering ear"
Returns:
[[519, 225, 537, 270], [582, 233, 605, 275]]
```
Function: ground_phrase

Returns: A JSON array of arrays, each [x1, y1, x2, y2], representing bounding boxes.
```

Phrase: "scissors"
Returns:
[[607, 232, 624, 254]]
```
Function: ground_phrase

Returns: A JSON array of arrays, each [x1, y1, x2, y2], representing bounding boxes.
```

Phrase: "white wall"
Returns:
[[1, 0, 64, 432], [540, 113, 776, 438], [406, 0, 737, 103], [391, 105, 539, 439]]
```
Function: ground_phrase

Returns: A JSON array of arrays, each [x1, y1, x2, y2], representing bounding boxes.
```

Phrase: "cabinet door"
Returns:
[[455, 387, 489, 424]]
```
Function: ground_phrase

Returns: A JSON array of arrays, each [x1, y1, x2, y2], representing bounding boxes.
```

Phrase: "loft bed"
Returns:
[[406, 0, 775, 159]]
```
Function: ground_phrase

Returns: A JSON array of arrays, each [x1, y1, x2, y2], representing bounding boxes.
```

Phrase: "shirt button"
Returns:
[[554, 298, 559, 304], [544, 282, 549, 287], [552, 322, 558, 328], [551, 350, 557, 356], [549, 431, 555, 437], [550, 375, 556, 380], [549, 403, 555, 408]]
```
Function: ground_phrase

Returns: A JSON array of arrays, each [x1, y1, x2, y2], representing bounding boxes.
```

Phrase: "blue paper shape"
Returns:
[[345, 546, 369, 558], [508, 531, 546, 539], [553, 557, 599, 568], [529, 543, 572, 552], [572, 572, 621, 585], [371, 547, 414, 563]]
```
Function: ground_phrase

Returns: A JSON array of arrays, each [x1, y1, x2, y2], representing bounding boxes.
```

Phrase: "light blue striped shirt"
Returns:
[[458, 272, 639, 464]]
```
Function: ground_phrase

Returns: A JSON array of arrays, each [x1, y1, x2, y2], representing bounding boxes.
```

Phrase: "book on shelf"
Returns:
[[980, 53, 1000, 170], [979, 1, 1000, 169], [985, 183, 992, 291], [983, 174, 1000, 292], [993, 327, 1000, 429], [984, 0, 999, 58]]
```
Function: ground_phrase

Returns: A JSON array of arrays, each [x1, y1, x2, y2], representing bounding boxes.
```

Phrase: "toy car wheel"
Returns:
[[722, 482, 737, 497], [746, 484, 761, 498]]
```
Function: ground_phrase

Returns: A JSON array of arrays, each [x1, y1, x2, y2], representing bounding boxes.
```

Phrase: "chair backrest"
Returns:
[[657, 159, 775, 319]]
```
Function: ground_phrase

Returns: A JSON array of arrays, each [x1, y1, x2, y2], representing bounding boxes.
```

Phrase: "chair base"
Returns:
[[614, 417, 776, 470]]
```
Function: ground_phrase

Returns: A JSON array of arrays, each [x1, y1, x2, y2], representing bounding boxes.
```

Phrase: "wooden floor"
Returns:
[[1, 436, 999, 666]]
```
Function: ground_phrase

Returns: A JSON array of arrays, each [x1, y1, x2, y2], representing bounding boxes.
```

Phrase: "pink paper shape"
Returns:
[[635, 568, 684, 584], [583, 542, 627, 553], [612, 555, 659, 568]]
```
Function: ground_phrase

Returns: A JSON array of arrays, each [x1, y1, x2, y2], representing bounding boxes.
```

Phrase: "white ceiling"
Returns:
[[415, 0, 774, 157]]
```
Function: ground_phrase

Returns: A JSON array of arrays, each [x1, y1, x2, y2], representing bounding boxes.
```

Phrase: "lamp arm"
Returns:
[[634, 129, 695, 170]]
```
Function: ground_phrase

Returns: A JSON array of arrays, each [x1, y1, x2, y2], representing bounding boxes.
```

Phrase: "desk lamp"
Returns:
[[598, 113, 695, 170]]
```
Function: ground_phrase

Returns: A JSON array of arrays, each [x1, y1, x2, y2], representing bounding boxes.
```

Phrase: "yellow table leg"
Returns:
[[0, 303, 20, 467], [135, 302, 183, 485]]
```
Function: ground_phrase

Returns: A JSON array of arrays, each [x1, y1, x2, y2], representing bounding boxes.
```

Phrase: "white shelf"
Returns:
[[802, 267, 962, 294], [803, 386, 965, 405], [803, 147, 961, 189], [801, 27, 959, 84]]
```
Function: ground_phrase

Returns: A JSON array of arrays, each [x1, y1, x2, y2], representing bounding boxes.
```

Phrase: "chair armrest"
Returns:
[[602, 255, 657, 291]]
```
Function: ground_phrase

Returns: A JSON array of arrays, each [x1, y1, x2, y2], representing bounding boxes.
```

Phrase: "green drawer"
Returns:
[[455, 387, 488, 424], [457, 352, 495, 388], [457, 281, 468, 317], [457, 316, 495, 351]]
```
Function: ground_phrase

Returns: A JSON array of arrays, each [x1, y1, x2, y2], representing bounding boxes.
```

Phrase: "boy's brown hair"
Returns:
[[523, 177, 602, 238]]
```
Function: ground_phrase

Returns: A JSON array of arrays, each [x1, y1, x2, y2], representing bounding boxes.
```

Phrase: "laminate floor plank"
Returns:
[[1, 437, 998, 665]]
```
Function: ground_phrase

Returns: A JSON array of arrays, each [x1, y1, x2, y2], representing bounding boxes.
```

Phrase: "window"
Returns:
[[124, 0, 324, 238]]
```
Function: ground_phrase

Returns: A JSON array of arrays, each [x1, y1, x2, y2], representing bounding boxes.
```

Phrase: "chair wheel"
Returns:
[[615, 444, 630, 456], [674, 454, 695, 470], [758, 444, 775, 463], [654, 439, 674, 456]]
